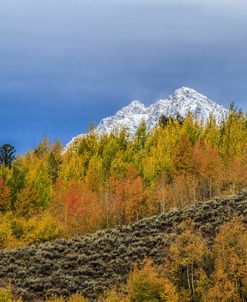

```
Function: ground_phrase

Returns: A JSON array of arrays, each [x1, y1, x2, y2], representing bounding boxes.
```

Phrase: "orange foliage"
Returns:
[[205, 269, 239, 302], [51, 179, 102, 236], [108, 166, 144, 225], [173, 136, 193, 174], [192, 141, 223, 198], [213, 218, 247, 299]]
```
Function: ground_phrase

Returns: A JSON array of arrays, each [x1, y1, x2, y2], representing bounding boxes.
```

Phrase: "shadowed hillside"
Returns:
[[0, 191, 247, 301]]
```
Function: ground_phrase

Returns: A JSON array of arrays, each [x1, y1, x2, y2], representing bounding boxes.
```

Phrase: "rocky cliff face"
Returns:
[[65, 87, 228, 151], [0, 191, 246, 301]]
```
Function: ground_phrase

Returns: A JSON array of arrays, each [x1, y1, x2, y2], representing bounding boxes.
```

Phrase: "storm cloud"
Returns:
[[0, 0, 246, 152]]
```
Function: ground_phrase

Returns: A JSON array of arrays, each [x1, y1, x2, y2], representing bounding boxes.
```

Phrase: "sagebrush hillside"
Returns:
[[0, 191, 247, 301]]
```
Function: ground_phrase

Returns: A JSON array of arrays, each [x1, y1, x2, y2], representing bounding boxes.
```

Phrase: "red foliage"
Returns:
[[51, 179, 101, 236]]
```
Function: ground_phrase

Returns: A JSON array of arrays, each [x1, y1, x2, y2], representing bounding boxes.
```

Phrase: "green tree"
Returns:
[[159, 115, 170, 128], [34, 137, 50, 159], [48, 152, 61, 183], [8, 160, 27, 208], [135, 120, 147, 149], [0, 144, 16, 168]]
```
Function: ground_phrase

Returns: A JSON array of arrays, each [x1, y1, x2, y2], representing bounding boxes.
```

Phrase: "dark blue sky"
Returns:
[[0, 0, 247, 153]]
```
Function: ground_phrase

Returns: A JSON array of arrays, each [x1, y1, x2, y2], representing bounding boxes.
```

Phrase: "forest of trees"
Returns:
[[1, 106, 247, 248]]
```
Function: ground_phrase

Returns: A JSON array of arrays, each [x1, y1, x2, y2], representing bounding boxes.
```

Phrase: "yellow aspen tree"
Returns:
[[205, 269, 239, 302], [127, 260, 179, 302], [213, 218, 247, 301], [164, 221, 209, 300]]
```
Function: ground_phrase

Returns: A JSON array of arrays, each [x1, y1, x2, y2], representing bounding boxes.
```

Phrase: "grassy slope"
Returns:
[[0, 191, 247, 301]]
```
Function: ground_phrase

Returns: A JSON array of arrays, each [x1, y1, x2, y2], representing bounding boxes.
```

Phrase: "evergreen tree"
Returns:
[[159, 115, 170, 128], [175, 113, 184, 125], [0, 144, 16, 168]]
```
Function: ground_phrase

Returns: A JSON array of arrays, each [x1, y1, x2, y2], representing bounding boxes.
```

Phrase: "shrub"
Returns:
[[0, 287, 22, 302], [99, 288, 127, 302], [67, 293, 89, 302], [127, 260, 179, 302]]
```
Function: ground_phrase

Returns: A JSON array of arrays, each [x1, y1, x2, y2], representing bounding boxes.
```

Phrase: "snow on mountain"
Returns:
[[65, 87, 228, 150]]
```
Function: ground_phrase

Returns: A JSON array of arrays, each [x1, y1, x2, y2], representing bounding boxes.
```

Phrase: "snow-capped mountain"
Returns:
[[65, 87, 228, 150]]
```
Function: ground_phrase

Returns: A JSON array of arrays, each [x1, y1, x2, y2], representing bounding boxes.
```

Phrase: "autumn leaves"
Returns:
[[1, 108, 247, 247]]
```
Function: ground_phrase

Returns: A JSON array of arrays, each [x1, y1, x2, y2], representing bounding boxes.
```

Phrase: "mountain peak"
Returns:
[[128, 100, 144, 107], [117, 100, 146, 115], [171, 87, 208, 101], [65, 88, 228, 150], [174, 86, 198, 94]]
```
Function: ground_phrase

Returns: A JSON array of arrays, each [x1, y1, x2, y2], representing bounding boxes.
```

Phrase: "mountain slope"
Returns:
[[65, 87, 228, 150], [0, 191, 246, 301]]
